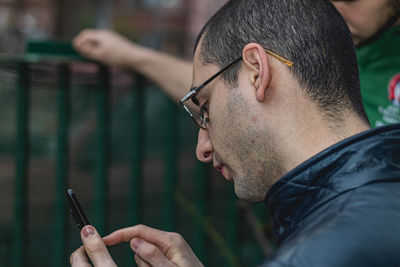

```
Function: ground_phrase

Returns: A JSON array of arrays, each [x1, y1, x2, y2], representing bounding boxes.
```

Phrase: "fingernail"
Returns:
[[83, 225, 95, 238], [131, 238, 142, 251]]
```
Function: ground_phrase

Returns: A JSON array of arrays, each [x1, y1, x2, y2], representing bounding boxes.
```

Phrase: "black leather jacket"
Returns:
[[262, 124, 400, 267]]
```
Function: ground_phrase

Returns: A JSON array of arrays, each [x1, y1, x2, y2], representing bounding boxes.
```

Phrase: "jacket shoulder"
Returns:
[[262, 181, 400, 267]]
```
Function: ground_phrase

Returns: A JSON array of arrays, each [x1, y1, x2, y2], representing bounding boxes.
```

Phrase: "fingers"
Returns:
[[70, 246, 92, 267], [73, 29, 108, 59], [81, 225, 117, 267], [104, 224, 156, 245], [104, 224, 174, 250], [134, 254, 151, 267], [73, 29, 123, 52], [73, 29, 95, 50], [73, 29, 105, 48], [130, 237, 176, 267], [104, 225, 203, 267], [72, 29, 135, 67]]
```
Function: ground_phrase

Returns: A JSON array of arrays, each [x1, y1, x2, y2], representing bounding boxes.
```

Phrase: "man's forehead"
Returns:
[[191, 37, 210, 89], [190, 58, 221, 92]]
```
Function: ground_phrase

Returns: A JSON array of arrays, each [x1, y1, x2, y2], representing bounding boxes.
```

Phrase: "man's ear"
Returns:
[[242, 43, 272, 102]]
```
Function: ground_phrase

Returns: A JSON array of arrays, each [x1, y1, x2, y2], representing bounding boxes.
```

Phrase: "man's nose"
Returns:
[[196, 129, 213, 163]]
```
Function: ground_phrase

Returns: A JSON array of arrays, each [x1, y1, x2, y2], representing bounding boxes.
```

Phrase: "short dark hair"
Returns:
[[195, 0, 369, 124]]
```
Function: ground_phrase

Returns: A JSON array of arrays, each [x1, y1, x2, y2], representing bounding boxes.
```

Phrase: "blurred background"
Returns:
[[0, 0, 274, 266], [0, 0, 226, 55]]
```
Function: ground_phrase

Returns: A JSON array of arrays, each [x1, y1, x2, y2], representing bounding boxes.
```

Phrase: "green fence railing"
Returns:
[[54, 63, 70, 266], [14, 62, 30, 267], [0, 41, 269, 267]]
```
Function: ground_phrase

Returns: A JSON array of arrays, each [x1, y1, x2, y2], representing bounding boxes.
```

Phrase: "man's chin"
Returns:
[[234, 188, 265, 203]]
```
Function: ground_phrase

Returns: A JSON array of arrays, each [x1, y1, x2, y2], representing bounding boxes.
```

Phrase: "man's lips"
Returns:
[[214, 153, 233, 182], [214, 164, 233, 182], [215, 165, 223, 174]]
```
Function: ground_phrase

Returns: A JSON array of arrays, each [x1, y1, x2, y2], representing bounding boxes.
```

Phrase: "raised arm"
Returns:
[[73, 29, 193, 102]]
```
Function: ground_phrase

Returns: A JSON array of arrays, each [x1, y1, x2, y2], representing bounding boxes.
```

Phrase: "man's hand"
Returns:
[[104, 224, 204, 267], [70, 225, 117, 267], [73, 29, 193, 102], [73, 29, 141, 68], [70, 224, 203, 267]]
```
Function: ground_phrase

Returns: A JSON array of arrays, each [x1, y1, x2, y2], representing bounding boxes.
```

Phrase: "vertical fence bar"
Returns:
[[94, 64, 110, 235], [163, 99, 178, 231], [129, 75, 145, 225], [194, 163, 210, 263], [122, 75, 146, 266], [227, 188, 238, 263], [13, 62, 30, 267], [54, 63, 70, 266]]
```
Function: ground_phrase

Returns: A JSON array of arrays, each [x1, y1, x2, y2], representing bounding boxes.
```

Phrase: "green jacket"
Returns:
[[356, 24, 400, 127]]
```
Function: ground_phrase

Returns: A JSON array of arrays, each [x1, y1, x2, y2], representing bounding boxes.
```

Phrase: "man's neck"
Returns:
[[277, 103, 370, 176]]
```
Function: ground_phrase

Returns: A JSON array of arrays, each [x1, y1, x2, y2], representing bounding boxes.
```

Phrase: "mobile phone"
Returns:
[[66, 188, 91, 230]]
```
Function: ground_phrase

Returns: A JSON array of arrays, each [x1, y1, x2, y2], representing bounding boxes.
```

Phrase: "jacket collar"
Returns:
[[265, 124, 400, 244]]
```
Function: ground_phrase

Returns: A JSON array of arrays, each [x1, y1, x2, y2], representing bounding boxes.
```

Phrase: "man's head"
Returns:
[[187, 0, 369, 202], [331, 0, 400, 47]]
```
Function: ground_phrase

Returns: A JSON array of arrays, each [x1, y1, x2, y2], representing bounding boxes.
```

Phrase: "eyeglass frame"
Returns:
[[179, 49, 294, 129]]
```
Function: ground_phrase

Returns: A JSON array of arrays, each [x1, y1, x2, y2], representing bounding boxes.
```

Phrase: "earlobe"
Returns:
[[242, 43, 272, 103]]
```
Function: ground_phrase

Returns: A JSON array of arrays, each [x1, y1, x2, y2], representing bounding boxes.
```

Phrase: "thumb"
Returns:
[[81, 225, 117, 267]]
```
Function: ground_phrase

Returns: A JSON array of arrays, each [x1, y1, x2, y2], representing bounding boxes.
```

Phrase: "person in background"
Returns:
[[73, 0, 400, 127], [331, 0, 400, 126], [70, 0, 400, 266]]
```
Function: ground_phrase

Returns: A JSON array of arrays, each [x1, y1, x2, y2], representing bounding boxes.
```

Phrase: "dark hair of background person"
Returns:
[[194, 0, 370, 125]]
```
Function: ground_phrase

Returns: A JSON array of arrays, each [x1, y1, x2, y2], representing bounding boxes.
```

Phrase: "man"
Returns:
[[73, 0, 400, 126], [70, 0, 400, 266]]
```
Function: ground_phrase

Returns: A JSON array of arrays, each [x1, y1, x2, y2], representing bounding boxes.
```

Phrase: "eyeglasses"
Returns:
[[179, 49, 294, 129]]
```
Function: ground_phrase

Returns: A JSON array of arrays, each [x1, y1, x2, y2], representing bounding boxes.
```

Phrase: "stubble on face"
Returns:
[[213, 83, 286, 202]]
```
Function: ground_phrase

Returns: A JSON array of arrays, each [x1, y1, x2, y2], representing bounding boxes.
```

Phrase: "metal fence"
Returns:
[[0, 42, 269, 267]]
